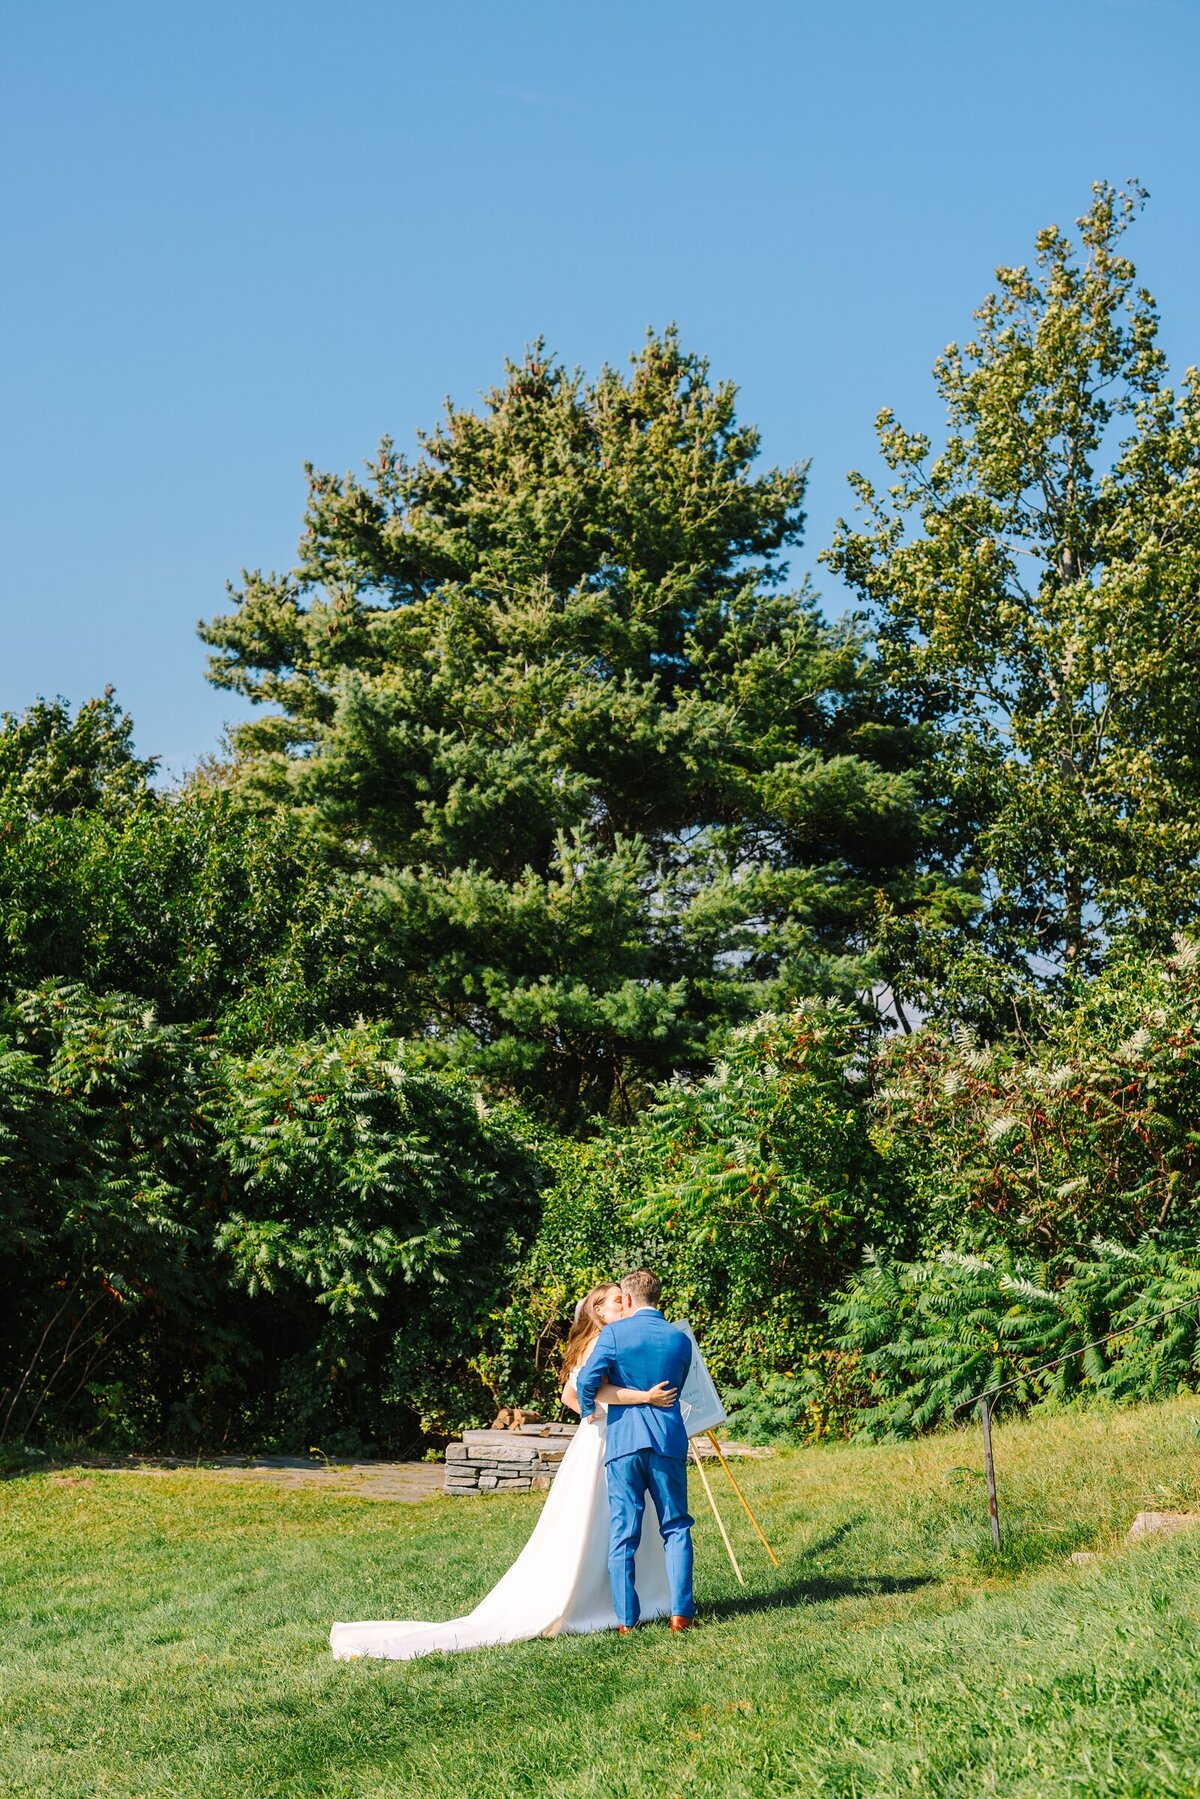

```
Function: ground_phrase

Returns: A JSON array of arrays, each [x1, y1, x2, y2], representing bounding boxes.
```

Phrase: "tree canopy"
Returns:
[[828, 183, 1200, 1005], [202, 330, 939, 1122], [0, 689, 157, 819], [7, 187, 1200, 1457]]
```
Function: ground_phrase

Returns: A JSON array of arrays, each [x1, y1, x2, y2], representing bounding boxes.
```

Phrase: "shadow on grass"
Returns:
[[1, 1451, 214, 1481], [703, 1570, 935, 1622], [801, 1518, 862, 1559]]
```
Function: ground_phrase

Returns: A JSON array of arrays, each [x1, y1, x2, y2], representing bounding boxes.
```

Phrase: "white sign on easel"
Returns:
[[674, 1320, 727, 1438]]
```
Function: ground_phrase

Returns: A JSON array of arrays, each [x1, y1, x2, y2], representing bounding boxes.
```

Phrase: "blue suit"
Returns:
[[577, 1308, 695, 1625]]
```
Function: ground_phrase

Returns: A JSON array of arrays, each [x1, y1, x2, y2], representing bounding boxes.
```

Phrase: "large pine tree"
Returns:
[[202, 331, 938, 1123]]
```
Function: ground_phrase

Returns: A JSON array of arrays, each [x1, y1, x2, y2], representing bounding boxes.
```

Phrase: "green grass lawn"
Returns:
[[6, 1399, 1200, 1798]]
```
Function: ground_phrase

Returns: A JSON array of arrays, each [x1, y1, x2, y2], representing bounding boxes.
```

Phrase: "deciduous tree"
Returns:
[[828, 184, 1200, 1001]]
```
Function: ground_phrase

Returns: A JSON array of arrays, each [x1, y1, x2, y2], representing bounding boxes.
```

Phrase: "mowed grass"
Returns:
[[6, 1400, 1200, 1798]]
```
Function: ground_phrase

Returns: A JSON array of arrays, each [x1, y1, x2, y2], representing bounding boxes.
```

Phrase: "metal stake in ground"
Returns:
[[980, 1398, 1000, 1548], [954, 1291, 1200, 1546]]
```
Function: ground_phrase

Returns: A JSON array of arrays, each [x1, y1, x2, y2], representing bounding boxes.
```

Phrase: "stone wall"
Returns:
[[444, 1422, 578, 1495]]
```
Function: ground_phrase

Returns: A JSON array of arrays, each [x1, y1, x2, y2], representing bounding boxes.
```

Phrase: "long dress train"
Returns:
[[330, 1391, 671, 1660]]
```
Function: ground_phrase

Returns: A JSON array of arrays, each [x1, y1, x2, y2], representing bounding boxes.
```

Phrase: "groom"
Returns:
[[576, 1268, 696, 1633]]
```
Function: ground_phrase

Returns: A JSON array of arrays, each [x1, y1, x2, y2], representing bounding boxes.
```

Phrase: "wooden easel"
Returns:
[[687, 1429, 779, 1584]]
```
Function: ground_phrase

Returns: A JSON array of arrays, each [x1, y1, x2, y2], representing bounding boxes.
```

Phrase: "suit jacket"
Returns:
[[577, 1308, 692, 1464]]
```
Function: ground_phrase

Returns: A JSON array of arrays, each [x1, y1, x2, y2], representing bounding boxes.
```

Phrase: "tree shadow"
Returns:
[[2, 1453, 209, 1482], [702, 1570, 935, 1622], [799, 1517, 862, 1559]]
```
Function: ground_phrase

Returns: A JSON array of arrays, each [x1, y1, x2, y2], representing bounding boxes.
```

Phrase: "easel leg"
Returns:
[[706, 1430, 779, 1567], [689, 1437, 743, 1586]]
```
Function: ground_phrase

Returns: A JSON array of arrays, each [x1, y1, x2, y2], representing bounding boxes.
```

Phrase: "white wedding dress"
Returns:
[[330, 1384, 672, 1660]]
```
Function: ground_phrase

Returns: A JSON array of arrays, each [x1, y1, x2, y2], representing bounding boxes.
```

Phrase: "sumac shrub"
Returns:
[[873, 938, 1200, 1257], [834, 1236, 1200, 1439]]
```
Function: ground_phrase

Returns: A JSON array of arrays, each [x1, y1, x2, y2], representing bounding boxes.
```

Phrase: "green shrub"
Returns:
[[212, 1028, 543, 1441], [872, 938, 1200, 1256], [0, 982, 217, 1447], [833, 1237, 1200, 1439], [0, 984, 545, 1452], [487, 1002, 903, 1422], [0, 788, 386, 1041], [724, 1345, 868, 1446]]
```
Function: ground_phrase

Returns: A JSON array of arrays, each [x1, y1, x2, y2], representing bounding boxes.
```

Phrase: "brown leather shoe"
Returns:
[[669, 1615, 697, 1632], [617, 1624, 634, 1635]]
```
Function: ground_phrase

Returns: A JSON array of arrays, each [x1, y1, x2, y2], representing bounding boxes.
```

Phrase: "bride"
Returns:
[[330, 1283, 678, 1660]]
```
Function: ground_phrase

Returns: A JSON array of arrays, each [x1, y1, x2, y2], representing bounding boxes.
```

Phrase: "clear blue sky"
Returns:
[[3, 0, 1198, 778]]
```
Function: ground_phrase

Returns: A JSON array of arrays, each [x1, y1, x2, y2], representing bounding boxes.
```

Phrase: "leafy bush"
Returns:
[[0, 787, 386, 1041], [872, 937, 1200, 1257], [487, 1003, 903, 1420], [723, 1348, 868, 1446], [0, 984, 545, 1452], [0, 983, 216, 1446], [833, 1237, 1200, 1439], [212, 1028, 543, 1442]]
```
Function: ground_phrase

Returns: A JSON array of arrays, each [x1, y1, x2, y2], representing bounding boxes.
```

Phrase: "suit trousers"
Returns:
[[606, 1448, 694, 1626]]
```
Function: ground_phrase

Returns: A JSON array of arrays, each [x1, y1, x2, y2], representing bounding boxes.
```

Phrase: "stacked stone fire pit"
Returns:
[[444, 1422, 578, 1495]]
